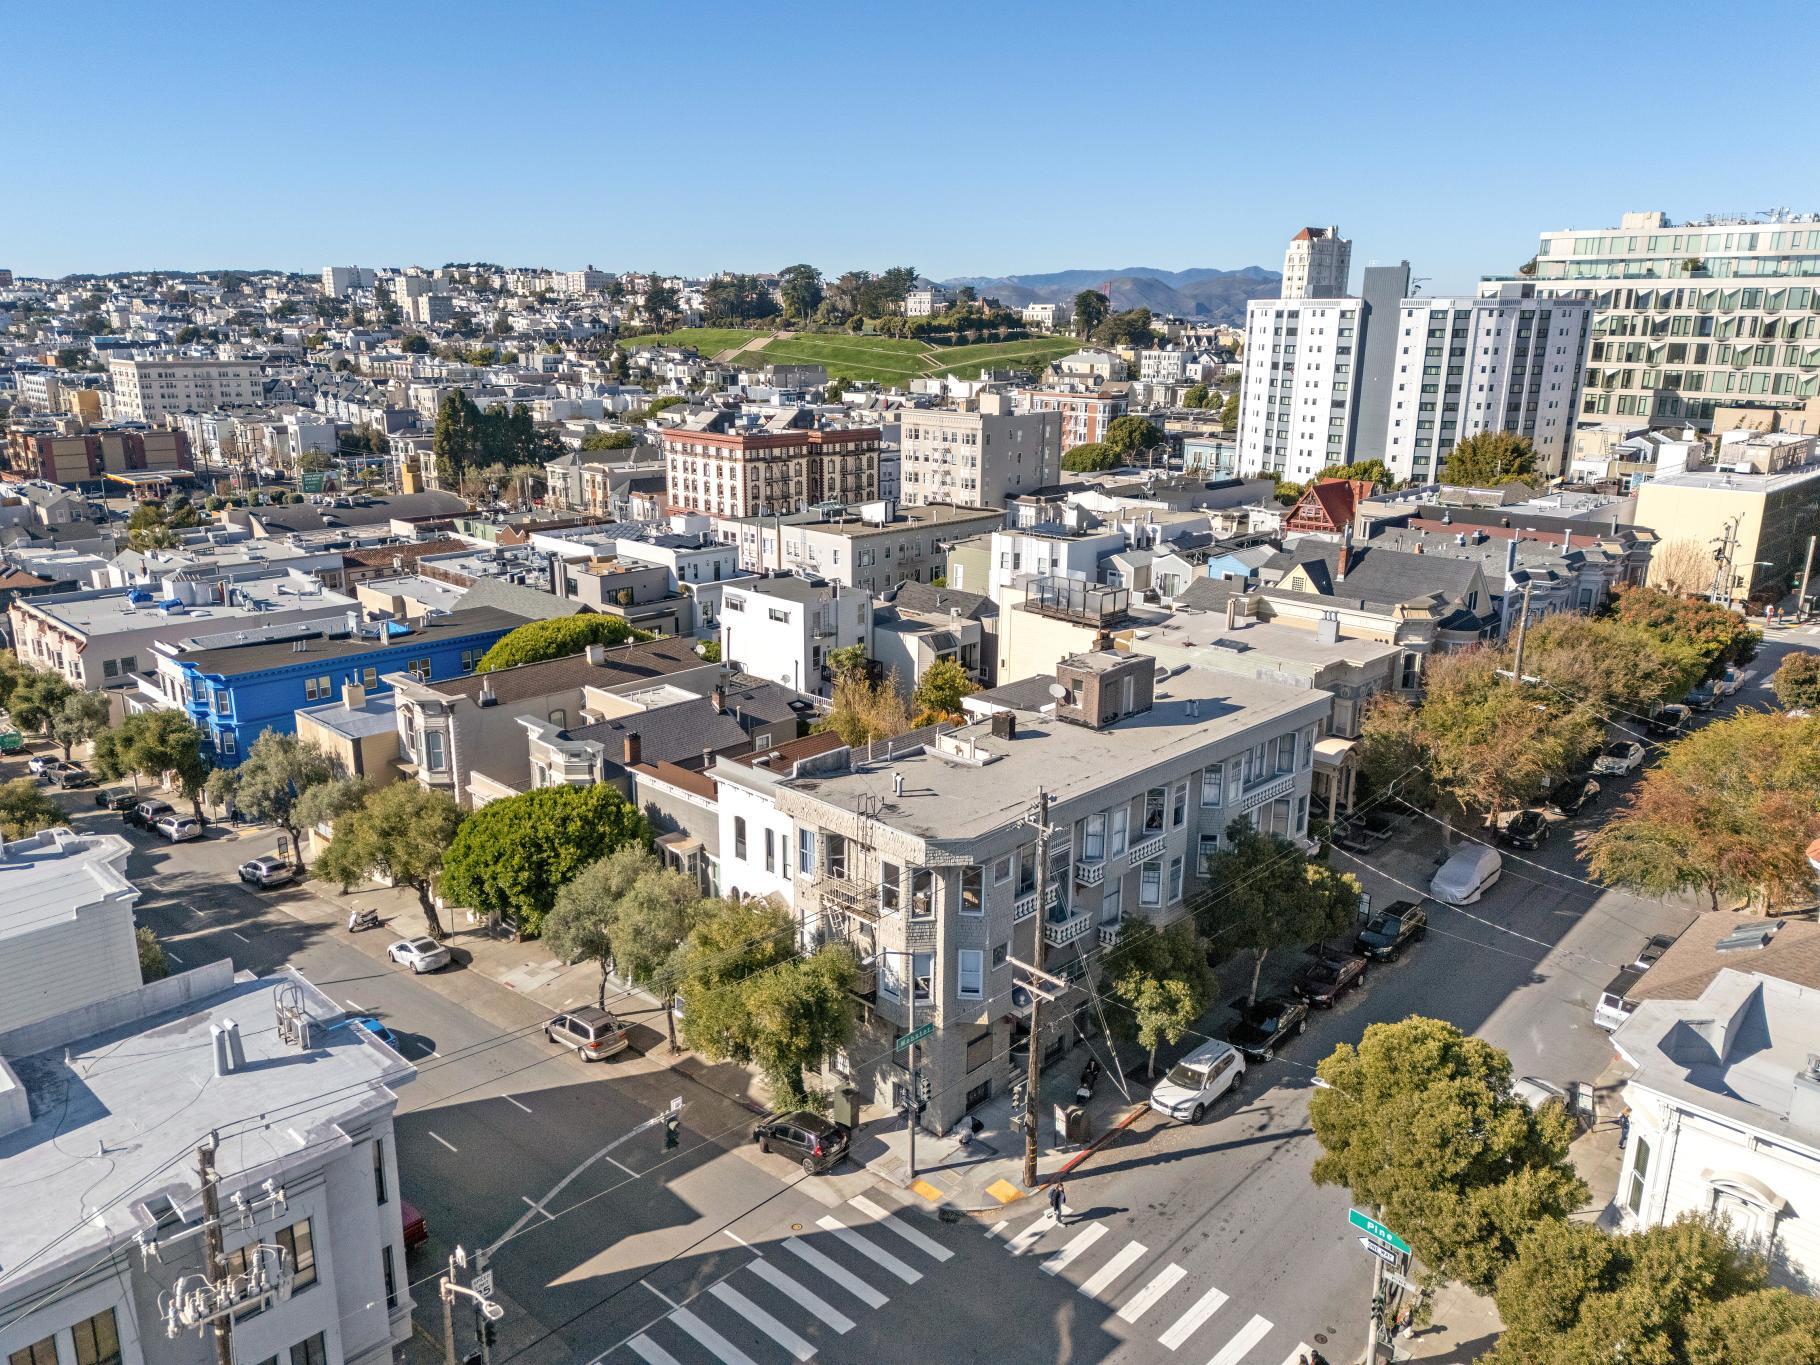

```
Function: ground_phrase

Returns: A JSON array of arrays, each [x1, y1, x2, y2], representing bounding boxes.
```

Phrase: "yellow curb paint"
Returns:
[[985, 1179, 1023, 1205], [911, 1179, 945, 1203]]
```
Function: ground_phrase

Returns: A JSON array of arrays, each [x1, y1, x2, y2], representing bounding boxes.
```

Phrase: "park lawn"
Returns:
[[761, 336, 935, 384], [928, 336, 1080, 377], [618, 327, 765, 355]]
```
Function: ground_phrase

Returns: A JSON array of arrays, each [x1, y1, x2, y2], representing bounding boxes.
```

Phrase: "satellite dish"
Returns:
[[1047, 683, 1068, 699]]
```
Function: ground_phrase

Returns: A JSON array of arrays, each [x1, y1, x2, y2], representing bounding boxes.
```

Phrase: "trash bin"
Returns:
[[1064, 1105, 1091, 1145], [830, 1085, 862, 1131]]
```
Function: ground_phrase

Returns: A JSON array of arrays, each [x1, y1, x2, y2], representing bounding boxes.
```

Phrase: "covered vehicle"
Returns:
[[1430, 844, 1502, 905]]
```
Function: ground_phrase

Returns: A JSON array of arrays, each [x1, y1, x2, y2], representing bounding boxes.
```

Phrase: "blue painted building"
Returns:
[[150, 605, 524, 764]]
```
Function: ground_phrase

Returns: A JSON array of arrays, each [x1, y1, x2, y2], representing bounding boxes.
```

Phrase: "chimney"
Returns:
[[346, 609, 359, 635], [1337, 523, 1354, 581], [585, 643, 607, 665], [1225, 595, 1239, 629], [989, 710, 1017, 740], [622, 731, 641, 766], [1505, 537, 1519, 578], [343, 681, 367, 710], [478, 675, 497, 707]]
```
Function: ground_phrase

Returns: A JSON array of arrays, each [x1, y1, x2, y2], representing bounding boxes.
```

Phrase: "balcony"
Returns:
[[1044, 909, 1095, 949], [1126, 833, 1167, 866], [1099, 922, 1121, 950], [1074, 860, 1105, 887], [813, 873, 879, 922], [1013, 891, 1037, 922], [1020, 576, 1131, 627]]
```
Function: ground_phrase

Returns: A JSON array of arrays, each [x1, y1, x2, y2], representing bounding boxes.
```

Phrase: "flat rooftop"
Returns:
[[1127, 613, 1401, 670], [178, 606, 522, 677], [19, 579, 359, 636], [0, 966, 411, 1281], [356, 573, 470, 613], [298, 689, 399, 741], [1642, 459, 1820, 494], [0, 828, 136, 942], [752, 665, 1325, 843]]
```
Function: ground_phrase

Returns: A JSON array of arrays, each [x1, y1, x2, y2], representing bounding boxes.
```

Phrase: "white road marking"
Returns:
[[783, 1237, 887, 1308], [1079, 1240, 1148, 1301], [986, 1219, 1009, 1239], [626, 1334, 683, 1365], [722, 1229, 759, 1255], [815, 1216, 920, 1283], [1280, 1346, 1313, 1365], [520, 1195, 552, 1222], [745, 1259, 853, 1333], [230, 931, 249, 942], [640, 1281, 678, 1309], [165, 951, 184, 964], [1160, 1284, 1229, 1351], [606, 1155, 639, 1178], [1041, 1222, 1107, 1277], [344, 1000, 364, 1012], [427, 1131, 458, 1154], [1204, 1313, 1272, 1365], [848, 1195, 953, 1262], [1118, 1263, 1187, 1323], [670, 1306, 760, 1365], [709, 1282, 815, 1361], [1005, 1214, 1053, 1256], [505, 1095, 533, 1114]]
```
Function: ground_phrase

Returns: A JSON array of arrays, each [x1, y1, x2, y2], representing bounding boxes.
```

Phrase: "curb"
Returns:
[[925, 1101, 1152, 1218]]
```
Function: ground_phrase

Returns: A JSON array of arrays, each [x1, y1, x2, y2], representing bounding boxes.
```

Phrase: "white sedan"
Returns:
[[1592, 740, 1645, 776], [387, 937, 451, 974]]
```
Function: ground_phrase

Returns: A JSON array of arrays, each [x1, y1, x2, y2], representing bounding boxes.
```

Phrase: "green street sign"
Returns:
[[300, 473, 327, 493], [895, 1022, 934, 1053], [1348, 1208, 1411, 1255]]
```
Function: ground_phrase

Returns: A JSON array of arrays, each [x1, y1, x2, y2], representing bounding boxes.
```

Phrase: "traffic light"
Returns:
[[1371, 1292, 1386, 1322], [482, 1318, 497, 1349], [663, 1111, 680, 1150]]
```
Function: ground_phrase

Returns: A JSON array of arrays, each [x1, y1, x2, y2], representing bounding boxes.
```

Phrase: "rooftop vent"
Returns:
[[1714, 921, 1782, 953]]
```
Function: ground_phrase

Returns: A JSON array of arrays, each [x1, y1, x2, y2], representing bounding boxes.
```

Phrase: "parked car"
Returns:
[[1431, 844, 1503, 905], [400, 1199, 428, 1250], [53, 762, 92, 788], [237, 855, 296, 888], [1593, 967, 1645, 1031], [752, 1111, 851, 1174], [1546, 775, 1600, 817], [1291, 950, 1368, 1007], [154, 814, 202, 842], [1647, 704, 1691, 738], [1498, 809, 1552, 850], [1686, 681, 1719, 711], [543, 1006, 629, 1061], [1512, 1076, 1572, 1112], [1716, 666, 1746, 696], [95, 787, 139, 812], [127, 799, 174, 830], [1631, 933, 1677, 972], [350, 1016, 401, 1050], [1148, 1039, 1245, 1123], [1592, 740, 1645, 776], [1354, 900, 1429, 960], [1225, 996, 1309, 1062], [388, 937, 451, 974], [26, 754, 58, 777]]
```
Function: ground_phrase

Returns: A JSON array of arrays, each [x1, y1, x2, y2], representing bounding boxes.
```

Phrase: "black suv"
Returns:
[[1225, 996, 1309, 1062], [1354, 900, 1428, 961], [1498, 810, 1551, 850], [753, 1111, 851, 1174], [127, 799, 175, 830]]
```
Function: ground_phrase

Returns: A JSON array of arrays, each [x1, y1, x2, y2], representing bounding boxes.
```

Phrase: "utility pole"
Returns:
[[439, 1254, 461, 1365], [197, 1136, 234, 1365], [1023, 788, 1052, 1188], [1509, 579, 1535, 682], [1799, 534, 1815, 618], [1363, 1237, 1385, 1365], [1710, 516, 1740, 607]]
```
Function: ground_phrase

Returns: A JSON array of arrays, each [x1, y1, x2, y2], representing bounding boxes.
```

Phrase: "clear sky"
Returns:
[[12, 0, 1820, 291]]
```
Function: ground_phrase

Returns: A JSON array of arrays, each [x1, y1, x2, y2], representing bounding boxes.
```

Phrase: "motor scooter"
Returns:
[[1075, 1057, 1102, 1105], [347, 907, 381, 933]]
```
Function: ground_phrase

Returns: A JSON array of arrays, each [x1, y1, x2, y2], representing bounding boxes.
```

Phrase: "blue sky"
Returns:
[[12, 0, 1820, 291]]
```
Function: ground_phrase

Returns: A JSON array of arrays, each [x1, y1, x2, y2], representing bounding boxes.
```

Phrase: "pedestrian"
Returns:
[[1618, 1108, 1631, 1151], [1048, 1180, 1065, 1225]]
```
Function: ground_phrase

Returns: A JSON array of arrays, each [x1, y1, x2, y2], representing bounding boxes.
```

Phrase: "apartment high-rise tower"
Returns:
[[1281, 226, 1352, 299]]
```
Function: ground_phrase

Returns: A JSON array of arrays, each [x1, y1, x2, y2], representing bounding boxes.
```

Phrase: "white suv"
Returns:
[[1148, 1039, 1246, 1122]]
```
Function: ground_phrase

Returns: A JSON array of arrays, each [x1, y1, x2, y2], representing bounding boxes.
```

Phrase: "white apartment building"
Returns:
[[1236, 297, 1364, 481], [1281, 226, 1352, 299], [715, 501, 1005, 596], [107, 358, 262, 422], [1022, 301, 1072, 332], [320, 266, 376, 297], [0, 827, 140, 1034], [560, 267, 611, 295], [984, 524, 1125, 606], [1524, 210, 1820, 427], [904, 287, 949, 317], [0, 961, 417, 1365], [1138, 348, 1188, 383], [719, 575, 870, 697], [1381, 283, 1591, 483], [898, 395, 1061, 507], [725, 652, 1327, 1132]]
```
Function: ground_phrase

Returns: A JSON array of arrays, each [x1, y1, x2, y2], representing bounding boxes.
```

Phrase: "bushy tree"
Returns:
[[778, 264, 823, 320], [48, 690, 110, 761], [1219, 391, 1240, 429], [314, 782, 463, 935], [1442, 431, 1539, 487], [544, 845, 650, 1010], [1071, 289, 1109, 337], [1182, 382, 1211, 409], [1203, 820, 1360, 1004], [1770, 649, 1820, 710], [1091, 308, 1155, 348], [93, 711, 213, 819], [1611, 585, 1759, 675], [8, 669, 74, 735], [817, 669, 913, 747], [137, 926, 169, 982], [1316, 459, 1393, 487], [1105, 920, 1216, 1077], [1353, 695, 1438, 811], [441, 783, 648, 937], [1061, 442, 1119, 472], [475, 615, 647, 672], [1103, 414, 1163, 458], [1309, 1016, 1585, 1294], [1520, 613, 1708, 715], [0, 777, 66, 838], [580, 429, 635, 451], [911, 657, 976, 721], [209, 730, 335, 852]]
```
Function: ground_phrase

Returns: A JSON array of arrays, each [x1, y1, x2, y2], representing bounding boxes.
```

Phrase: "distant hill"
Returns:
[[939, 266, 1280, 325]]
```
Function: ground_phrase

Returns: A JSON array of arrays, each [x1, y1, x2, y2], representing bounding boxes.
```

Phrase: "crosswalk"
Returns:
[[988, 1205, 1311, 1365], [606, 1192, 1307, 1365]]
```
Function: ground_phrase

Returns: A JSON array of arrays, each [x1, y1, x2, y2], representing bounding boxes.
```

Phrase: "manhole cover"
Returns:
[[1314, 1334, 1328, 1344], [790, 1222, 803, 1231]]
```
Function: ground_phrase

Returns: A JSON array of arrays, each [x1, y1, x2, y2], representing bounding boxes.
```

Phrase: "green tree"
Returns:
[[580, 429, 635, 451], [817, 669, 913, 747], [644, 280, 681, 332], [911, 657, 977, 720], [1219, 391, 1240, 429], [1685, 1287, 1820, 1364], [293, 777, 370, 853], [399, 333, 431, 354], [1316, 459, 1394, 487], [1770, 648, 1820, 710], [8, 669, 74, 735], [476, 615, 647, 672], [93, 711, 213, 817], [313, 782, 463, 937], [1520, 613, 1708, 716], [1612, 585, 1760, 676], [1583, 710, 1820, 912], [702, 274, 781, 323], [543, 844, 647, 1009], [1182, 382, 1211, 409], [1104, 919, 1216, 1077], [1309, 1016, 1586, 1294], [778, 264, 824, 320], [1353, 695, 1438, 811], [1091, 308, 1156, 348], [441, 783, 649, 937], [1442, 431, 1539, 486], [1061, 442, 1119, 472], [1204, 821, 1360, 1003], [1071, 289, 1109, 338], [0, 777, 67, 838], [432, 387, 485, 482], [696, 639, 721, 663], [137, 926, 169, 982], [1103, 414, 1163, 459], [50, 690, 112, 761], [211, 730, 336, 854]]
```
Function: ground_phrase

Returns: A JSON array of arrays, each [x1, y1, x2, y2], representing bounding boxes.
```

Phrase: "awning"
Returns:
[[1313, 735, 1358, 770], [657, 831, 703, 855]]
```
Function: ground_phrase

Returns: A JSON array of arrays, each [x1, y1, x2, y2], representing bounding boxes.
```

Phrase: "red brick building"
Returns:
[[662, 412, 879, 518], [5, 427, 193, 485]]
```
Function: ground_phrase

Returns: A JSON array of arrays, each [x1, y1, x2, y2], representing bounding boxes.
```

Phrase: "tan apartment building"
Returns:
[[898, 394, 1061, 507], [661, 409, 879, 518], [106, 357, 262, 422]]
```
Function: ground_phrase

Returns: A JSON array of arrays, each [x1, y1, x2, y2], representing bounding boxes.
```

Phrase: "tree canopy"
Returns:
[[1061, 441, 1120, 473], [1442, 431, 1540, 487], [1309, 1016, 1585, 1293], [1090, 309, 1156, 348], [911, 657, 976, 722], [1071, 289, 1110, 337], [1519, 612, 1708, 716], [93, 711, 213, 818], [1770, 649, 1820, 710], [778, 264, 823, 320], [1104, 919, 1217, 1076], [816, 668, 913, 747], [1103, 414, 1163, 458], [702, 274, 781, 323], [1202, 820, 1361, 1003], [313, 782, 462, 936], [1611, 585, 1760, 678], [207, 730, 334, 849], [580, 429, 636, 451], [475, 614, 648, 672], [1316, 459, 1394, 488], [0, 777, 67, 838]]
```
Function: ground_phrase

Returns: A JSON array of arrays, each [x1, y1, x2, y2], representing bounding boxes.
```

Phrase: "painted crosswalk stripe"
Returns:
[[1005, 1214, 1053, 1256], [670, 1306, 761, 1365], [815, 1216, 922, 1283], [1041, 1223, 1107, 1277], [1079, 1240, 1148, 1301], [709, 1282, 814, 1361], [626, 1336, 684, 1365], [1159, 1284, 1229, 1351], [1118, 1263, 1187, 1324], [1204, 1313, 1273, 1365], [849, 1195, 953, 1262], [1280, 1347, 1313, 1365], [745, 1259, 855, 1334], [783, 1237, 888, 1309]]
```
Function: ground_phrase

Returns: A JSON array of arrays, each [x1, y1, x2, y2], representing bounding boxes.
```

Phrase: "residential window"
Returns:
[[278, 1219, 317, 1290], [1277, 733, 1297, 774], [214, 690, 230, 713], [1109, 807, 1128, 857], [1015, 847, 1036, 896], [992, 854, 1012, 884], [826, 832, 847, 879], [1100, 876, 1122, 929], [423, 729, 447, 773], [960, 866, 983, 914], [1143, 787, 1166, 833], [957, 949, 983, 999], [991, 942, 1008, 968], [1201, 765, 1224, 807], [764, 827, 775, 874], [373, 1137, 388, 1205], [120, 656, 137, 676], [1626, 1136, 1652, 1216], [909, 867, 935, 918], [290, 1334, 327, 1365], [382, 1244, 398, 1311], [71, 1311, 120, 1365], [103, 659, 119, 680], [733, 816, 747, 861], [1199, 834, 1220, 875], [221, 731, 236, 756], [1139, 860, 1162, 906], [1171, 782, 1188, 828], [912, 951, 933, 1002], [1082, 812, 1105, 862], [460, 651, 476, 672], [363, 668, 378, 688], [10, 1337, 57, 1365], [798, 828, 815, 875], [1168, 856, 1184, 903]]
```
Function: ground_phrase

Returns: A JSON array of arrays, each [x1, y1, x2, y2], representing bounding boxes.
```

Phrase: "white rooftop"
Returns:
[[0, 827, 137, 942]]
